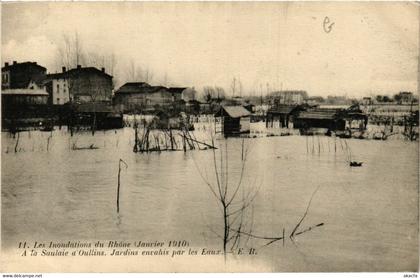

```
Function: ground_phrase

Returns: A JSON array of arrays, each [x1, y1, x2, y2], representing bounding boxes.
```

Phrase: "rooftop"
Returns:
[[298, 109, 339, 120], [2, 61, 46, 72], [115, 82, 168, 94], [46, 66, 112, 79], [168, 87, 187, 94], [216, 105, 251, 118], [268, 104, 299, 114]]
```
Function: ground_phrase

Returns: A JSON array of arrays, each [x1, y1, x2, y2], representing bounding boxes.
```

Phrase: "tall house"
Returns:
[[66, 65, 113, 103], [45, 65, 113, 105], [1, 61, 46, 90]]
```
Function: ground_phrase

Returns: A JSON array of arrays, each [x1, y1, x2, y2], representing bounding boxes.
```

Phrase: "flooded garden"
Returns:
[[1, 126, 418, 271]]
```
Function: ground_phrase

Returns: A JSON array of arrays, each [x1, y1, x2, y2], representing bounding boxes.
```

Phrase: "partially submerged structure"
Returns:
[[293, 105, 368, 134], [69, 102, 123, 130], [113, 82, 196, 113], [215, 106, 251, 136], [266, 104, 303, 128], [294, 108, 344, 131], [1, 89, 52, 131]]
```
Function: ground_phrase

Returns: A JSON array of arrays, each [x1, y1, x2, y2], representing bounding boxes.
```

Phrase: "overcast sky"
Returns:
[[2, 2, 418, 97]]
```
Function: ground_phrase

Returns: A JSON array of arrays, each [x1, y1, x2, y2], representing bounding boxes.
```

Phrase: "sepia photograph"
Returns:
[[1, 1, 419, 274]]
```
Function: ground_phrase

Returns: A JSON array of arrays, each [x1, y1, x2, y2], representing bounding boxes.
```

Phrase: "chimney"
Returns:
[[62, 66, 66, 73], [101, 67, 105, 73], [13, 61, 17, 65], [5, 62, 9, 67], [77, 65, 81, 69]]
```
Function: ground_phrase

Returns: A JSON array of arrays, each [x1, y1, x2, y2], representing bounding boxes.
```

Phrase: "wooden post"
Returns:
[[183, 133, 186, 152], [14, 132, 20, 153], [169, 128, 174, 150], [133, 126, 138, 153], [282, 228, 285, 247], [241, 138, 244, 161], [117, 159, 128, 213]]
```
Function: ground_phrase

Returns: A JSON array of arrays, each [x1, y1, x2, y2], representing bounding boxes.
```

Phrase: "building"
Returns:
[[68, 66, 113, 102], [214, 106, 251, 136], [294, 108, 345, 131], [168, 87, 196, 102], [1, 88, 49, 106], [266, 104, 303, 128], [2, 61, 46, 90], [398, 92, 414, 104], [44, 65, 113, 105], [68, 102, 123, 130], [362, 97, 373, 105], [270, 90, 308, 105], [113, 82, 185, 113], [185, 99, 201, 114], [293, 106, 367, 133], [305, 96, 325, 106]]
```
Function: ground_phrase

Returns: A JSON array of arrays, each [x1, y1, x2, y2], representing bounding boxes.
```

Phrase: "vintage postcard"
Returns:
[[1, 1, 419, 273]]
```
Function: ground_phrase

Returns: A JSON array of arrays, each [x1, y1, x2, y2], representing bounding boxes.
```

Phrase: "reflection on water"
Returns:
[[1, 128, 418, 271]]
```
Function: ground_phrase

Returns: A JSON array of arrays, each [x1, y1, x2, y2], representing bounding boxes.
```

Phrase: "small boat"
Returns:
[[350, 161, 363, 167]]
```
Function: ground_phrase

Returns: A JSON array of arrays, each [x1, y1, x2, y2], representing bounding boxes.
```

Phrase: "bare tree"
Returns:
[[202, 86, 226, 103], [214, 87, 226, 100], [203, 86, 216, 103], [231, 77, 236, 97], [86, 52, 117, 77], [57, 32, 86, 69], [124, 61, 154, 83], [194, 139, 325, 259], [193, 139, 258, 256]]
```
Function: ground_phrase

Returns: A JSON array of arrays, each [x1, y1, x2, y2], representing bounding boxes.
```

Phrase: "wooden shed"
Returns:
[[215, 106, 251, 136], [266, 104, 303, 128]]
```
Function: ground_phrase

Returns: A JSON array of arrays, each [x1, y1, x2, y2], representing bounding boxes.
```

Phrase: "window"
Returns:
[[2, 73, 8, 83], [57, 84, 60, 92], [57, 98, 60, 104]]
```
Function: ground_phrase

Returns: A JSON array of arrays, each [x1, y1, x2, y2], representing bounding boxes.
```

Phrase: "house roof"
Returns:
[[268, 104, 298, 114], [298, 109, 339, 120], [216, 106, 251, 118], [46, 66, 112, 79], [168, 87, 187, 94], [115, 82, 169, 95], [1, 89, 49, 96], [46, 72, 66, 79], [2, 61, 46, 72]]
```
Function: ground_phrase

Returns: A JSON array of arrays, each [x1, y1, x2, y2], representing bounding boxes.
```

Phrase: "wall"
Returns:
[[52, 79, 70, 105], [70, 74, 113, 102], [114, 89, 175, 112]]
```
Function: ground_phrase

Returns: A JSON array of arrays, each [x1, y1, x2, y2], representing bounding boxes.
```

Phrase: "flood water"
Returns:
[[1, 127, 418, 271]]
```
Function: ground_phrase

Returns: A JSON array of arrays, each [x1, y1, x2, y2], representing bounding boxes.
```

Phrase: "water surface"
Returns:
[[1, 128, 418, 271]]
